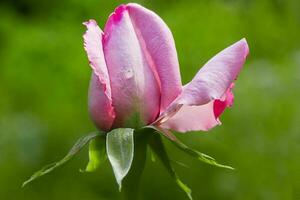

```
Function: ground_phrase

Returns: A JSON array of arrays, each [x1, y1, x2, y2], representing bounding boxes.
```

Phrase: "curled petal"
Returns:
[[157, 39, 249, 132], [83, 20, 112, 98], [83, 20, 115, 130], [179, 38, 248, 106]]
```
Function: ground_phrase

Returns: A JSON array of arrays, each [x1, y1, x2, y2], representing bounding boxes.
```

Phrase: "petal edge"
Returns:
[[83, 20, 115, 130]]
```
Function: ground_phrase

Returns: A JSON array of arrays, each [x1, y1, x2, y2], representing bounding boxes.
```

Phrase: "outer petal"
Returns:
[[160, 85, 234, 132], [157, 39, 249, 132], [127, 3, 182, 112], [83, 20, 115, 131], [103, 5, 160, 128], [88, 74, 115, 131], [179, 39, 248, 106]]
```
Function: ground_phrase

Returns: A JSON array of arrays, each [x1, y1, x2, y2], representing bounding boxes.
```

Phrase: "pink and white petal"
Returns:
[[83, 20, 112, 98], [157, 39, 249, 132], [83, 20, 115, 130], [103, 5, 160, 127], [160, 103, 217, 132], [88, 74, 115, 131], [127, 3, 182, 112], [178, 39, 249, 106], [160, 85, 234, 132]]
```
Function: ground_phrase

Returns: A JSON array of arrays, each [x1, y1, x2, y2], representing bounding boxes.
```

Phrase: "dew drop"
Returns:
[[123, 68, 134, 79]]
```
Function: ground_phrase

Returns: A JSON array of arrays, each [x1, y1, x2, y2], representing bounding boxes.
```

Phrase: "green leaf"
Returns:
[[106, 128, 134, 190], [22, 131, 103, 187], [155, 128, 234, 170], [149, 133, 193, 200], [170, 136, 234, 170], [85, 135, 106, 172]]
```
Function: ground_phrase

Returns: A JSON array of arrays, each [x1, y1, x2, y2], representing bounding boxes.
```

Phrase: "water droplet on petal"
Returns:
[[124, 68, 134, 79]]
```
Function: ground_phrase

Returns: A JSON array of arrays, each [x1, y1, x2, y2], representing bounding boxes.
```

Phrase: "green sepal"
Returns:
[[149, 133, 193, 200], [84, 134, 106, 172], [170, 136, 234, 170], [156, 128, 234, 170], [106, 128, 135, 191], [22, 131, 104, 187]]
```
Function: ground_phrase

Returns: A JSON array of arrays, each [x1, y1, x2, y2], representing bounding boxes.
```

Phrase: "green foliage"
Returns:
[[106, 128, 135, 190], [20, 126, 233, 199], [85, 134, 106, 172], [168, 133, 234, 170], [22, 131, 104, 187], [149, 134, 193, 200]]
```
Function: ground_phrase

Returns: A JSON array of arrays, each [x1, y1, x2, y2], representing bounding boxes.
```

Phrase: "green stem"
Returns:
[[121, 128, 153, 200]]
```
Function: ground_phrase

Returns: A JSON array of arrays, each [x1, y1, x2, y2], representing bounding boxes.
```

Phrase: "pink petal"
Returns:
[[127, 3, 182, 112], [103, 5, 160, 127], [179, 38, 249, 106], [157, 39, 249, 132], [83, 20, 115, 131], [88, 74, 115, 131], [213, 83, 234, 118], [160, 103, 217, 132], [160, 84, 234, 132]]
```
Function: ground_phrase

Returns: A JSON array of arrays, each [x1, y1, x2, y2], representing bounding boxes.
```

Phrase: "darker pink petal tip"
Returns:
[[113, 5, 127, 22], [213, 83, 234, 119], [104, 5, 127, 37]]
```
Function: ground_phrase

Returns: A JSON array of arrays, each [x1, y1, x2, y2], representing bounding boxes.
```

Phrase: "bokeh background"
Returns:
[[1, 0, 300, 199]]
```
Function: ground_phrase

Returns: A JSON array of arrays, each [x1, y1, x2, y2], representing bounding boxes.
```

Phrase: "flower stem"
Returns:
[[121, 128, 153, 200]]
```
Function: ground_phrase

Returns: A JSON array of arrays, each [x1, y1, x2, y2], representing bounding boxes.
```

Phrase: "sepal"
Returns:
[[22, 131, 104, 187], [84, 134, 106, 172], [149, 133, 193, 200], [154, 127, 234, 170], [106, 128, 135, 190]]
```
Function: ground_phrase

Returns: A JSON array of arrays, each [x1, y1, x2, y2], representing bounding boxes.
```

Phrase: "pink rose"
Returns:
[[83, 3, 249, 132]]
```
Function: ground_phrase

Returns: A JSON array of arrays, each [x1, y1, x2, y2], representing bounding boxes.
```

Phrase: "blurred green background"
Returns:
[[0, 0, 300, 199]]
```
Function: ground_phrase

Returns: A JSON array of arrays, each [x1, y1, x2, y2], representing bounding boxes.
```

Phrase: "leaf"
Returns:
[[106, 128, 134, 190], [22, 131, 103, 187], [149, 133, 193, 200], [156, 128, 234, 170], [85, 135, 106, 172], [171, 137, 234, 170]]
